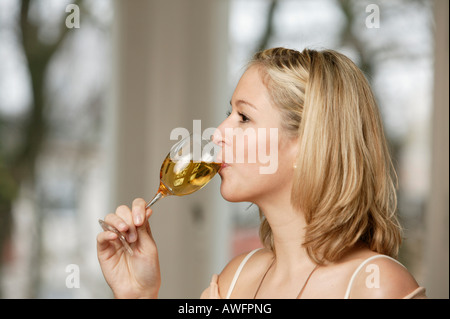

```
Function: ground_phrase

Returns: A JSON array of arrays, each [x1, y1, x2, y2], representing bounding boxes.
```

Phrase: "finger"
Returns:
[[136, 208, 157, 250], [104, 213, 129, 233], [115, 205, 138, 243], [136, 211, 152, 240], [97, 231, 120, 258], [144, 207, 154, 235], [142, 207, 156, 240], [132, 198, 147, 227], [97, 230, 118, 245], [136, 220, 157, 255]]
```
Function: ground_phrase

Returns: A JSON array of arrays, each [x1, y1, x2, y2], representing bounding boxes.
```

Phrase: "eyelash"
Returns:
[[226, 110, 250, 123]]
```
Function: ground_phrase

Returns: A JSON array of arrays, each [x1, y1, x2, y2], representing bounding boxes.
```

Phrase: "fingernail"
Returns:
[[128, 231, 136, 242], [108, 232, 117, 240], [134, 214, 142, 225]]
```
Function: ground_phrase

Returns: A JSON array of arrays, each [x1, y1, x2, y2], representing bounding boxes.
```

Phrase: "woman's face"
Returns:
[[214, 66, 298, 205]]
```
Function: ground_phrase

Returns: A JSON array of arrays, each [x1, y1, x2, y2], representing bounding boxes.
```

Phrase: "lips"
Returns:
[[219, 162, 229, 173]]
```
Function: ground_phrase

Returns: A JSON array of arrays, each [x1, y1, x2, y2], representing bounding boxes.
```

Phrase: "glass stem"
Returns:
[[145, 192, 164, 209]]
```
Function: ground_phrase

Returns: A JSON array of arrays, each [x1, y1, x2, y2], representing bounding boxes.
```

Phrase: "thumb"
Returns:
[[136, 208, 157, 250]]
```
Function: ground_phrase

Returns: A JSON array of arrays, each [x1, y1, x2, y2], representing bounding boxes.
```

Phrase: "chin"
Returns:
[[219, 180, 257, 203], [218, 165, 262, 202], [219, 187, 241, 203], [219, 181, 245, 203]]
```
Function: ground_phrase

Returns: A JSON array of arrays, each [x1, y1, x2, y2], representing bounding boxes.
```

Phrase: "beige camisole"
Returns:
[[200, 248, 427, 299]]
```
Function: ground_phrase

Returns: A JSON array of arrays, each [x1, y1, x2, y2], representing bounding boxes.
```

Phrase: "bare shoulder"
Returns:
[[217, 251, 249, 296], [218, 248, 272, 298], [348, 254, 420, 299]]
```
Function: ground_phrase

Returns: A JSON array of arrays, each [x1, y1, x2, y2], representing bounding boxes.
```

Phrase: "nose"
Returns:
[[212, 128, 223, 146], [213, 114, 233, 147], [212, 117, 232, 164]]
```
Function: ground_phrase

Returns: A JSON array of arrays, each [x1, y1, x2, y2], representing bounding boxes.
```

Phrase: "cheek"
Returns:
[[219, 161, 276, 202], [219, 162, 258, 201], [218, 129, 284, 201]]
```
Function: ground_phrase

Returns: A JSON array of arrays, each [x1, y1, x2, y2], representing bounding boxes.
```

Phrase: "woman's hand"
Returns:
[[97, 198, 161, 298]]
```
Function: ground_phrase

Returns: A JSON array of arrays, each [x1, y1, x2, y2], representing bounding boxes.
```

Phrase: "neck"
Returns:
[[256, 189, 314, 272]]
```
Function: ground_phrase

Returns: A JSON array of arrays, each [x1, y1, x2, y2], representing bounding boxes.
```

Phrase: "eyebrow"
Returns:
[[230, 99, 257, 110]]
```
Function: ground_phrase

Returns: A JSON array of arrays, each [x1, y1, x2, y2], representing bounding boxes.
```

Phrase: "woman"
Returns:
[[97, 47, 426, 299]]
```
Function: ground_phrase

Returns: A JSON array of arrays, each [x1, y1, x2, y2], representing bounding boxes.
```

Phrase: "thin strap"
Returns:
[[253, 260, 319, 299], [253, 258, 275, 298], [403, 287, 427, 299], [226, 248, 262, 299], [343, 254, 405, 299], [296, 264, 320, 299]]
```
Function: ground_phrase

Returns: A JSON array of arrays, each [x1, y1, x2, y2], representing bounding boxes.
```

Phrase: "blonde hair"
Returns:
[[249, 47, 402, 264]]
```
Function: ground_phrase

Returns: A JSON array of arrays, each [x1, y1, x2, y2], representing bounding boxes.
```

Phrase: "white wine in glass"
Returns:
[[98, 133, 221, 255]]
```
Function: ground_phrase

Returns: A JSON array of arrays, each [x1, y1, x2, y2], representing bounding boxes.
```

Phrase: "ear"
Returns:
[[287, 136, 300, 169]]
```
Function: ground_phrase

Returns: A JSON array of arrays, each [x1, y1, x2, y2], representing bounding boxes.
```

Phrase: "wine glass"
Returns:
[[98, 133, 221, 255]]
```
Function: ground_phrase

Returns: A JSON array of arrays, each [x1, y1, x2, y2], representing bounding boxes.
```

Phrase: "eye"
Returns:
[[238, 112, 250, 123]]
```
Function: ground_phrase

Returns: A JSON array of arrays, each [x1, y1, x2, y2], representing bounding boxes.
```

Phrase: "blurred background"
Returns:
[[0, 0, 448, 299]]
